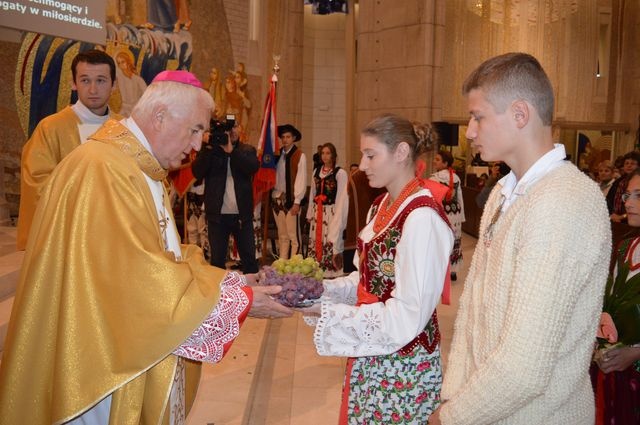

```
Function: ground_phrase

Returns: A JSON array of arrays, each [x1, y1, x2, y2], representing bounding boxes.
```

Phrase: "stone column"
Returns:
[[354, 0, 443, 129]]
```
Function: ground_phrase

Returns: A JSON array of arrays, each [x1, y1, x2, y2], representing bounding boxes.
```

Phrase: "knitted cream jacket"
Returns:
[[441, 162, 611, 425]]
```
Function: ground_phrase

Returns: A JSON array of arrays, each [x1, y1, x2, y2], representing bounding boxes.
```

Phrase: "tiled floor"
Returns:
[[187, 233, 476, 425]]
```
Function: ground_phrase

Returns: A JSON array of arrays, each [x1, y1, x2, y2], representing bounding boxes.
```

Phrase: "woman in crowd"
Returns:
[[302, 114, 453, 424], [430, 150, 465, 280], [597, 160, 615, 197], [592, 168, 640, 424], [607, 151, 640, 222], [306, 142, 348, 277]]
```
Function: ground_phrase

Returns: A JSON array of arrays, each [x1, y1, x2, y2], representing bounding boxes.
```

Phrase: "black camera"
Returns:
[[209, 114, 236, 145]]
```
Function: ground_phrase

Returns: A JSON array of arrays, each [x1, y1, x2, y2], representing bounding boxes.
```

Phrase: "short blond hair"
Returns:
[[463, 52, 554, 126]]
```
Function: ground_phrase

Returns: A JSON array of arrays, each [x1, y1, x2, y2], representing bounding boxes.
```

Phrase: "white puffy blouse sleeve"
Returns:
[[293, 152, 307, 205], [327, 168, 349, 254], [327, 182, 348, 253], [306, 168, 317, 221], [312, 205, 453, 357]]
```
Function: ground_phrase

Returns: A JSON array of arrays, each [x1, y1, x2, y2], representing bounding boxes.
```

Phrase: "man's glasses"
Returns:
[[621, 191, 640, 202]]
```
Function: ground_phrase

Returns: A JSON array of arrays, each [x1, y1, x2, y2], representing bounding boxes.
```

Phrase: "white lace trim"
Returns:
[[322, 278, 358, 305], [303, 316, 318, 327], [305, 278, 358, 327], [173, 273, 249, 363], [313, 300, 398, 357]]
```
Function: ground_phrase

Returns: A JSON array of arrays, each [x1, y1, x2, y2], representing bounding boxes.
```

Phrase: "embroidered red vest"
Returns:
[[356, 195, 449, 355]]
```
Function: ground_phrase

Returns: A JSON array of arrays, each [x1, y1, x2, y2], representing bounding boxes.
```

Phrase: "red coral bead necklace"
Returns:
[[373, 177, 420, 233]]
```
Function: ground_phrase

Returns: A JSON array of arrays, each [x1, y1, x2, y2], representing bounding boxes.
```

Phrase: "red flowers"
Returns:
[[417, 361, 431, 371]]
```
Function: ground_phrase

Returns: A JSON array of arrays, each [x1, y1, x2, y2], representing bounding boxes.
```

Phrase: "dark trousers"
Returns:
[[208, 214, 258, 274], [343, 248, 357, 273]]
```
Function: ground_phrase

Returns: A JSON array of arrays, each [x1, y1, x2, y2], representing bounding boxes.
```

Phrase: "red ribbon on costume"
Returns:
[[356, 281, 380, 305], [416, 160, 451, 305], [446, 167, 455, 202], [416, 160, 448, 203], [314, 178, 327, 262]]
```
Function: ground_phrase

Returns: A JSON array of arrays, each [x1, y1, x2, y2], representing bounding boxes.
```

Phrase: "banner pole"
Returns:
[[260, 55, 280, 265]]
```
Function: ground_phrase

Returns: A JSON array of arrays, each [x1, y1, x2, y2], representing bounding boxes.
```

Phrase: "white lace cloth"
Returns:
[[303, 272, 358, 327], [311, 189, 453, 358], [173, 272, 250, 363]]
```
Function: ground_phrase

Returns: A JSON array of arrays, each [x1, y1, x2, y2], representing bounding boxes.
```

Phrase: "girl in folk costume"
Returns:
[[306, 143, 348, 277], [591, 169, 640, 425], [301, 114, 453, 424], [430, 150, 465, 281]]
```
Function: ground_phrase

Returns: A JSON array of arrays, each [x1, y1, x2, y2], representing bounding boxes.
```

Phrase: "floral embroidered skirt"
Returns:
[[342, 346, 442, 424], [448, 218, 463, 271], [308, 203, 342, 277]]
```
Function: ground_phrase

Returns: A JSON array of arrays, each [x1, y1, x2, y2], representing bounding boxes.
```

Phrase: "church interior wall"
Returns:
[[302, 6, 348, 172], [0, 0, 638, 219]]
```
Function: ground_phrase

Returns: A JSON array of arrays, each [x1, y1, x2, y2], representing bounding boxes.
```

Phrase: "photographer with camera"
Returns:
[[192, 115, 260, 273]]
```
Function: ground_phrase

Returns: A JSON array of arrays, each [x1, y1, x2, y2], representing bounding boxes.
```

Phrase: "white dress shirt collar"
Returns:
[[499, 144, 566, 211], [122, 116, 154, 153], [72, 100, 110, 124]]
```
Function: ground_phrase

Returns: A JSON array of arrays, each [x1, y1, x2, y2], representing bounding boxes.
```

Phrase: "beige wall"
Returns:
[[302, 7, 348, 174], [354, 0, 444, 129], [615, 0, 640, 156]]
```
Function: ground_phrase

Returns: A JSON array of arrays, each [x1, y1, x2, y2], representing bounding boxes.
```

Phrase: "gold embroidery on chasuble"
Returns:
[[90, 119, 175, 251], [90, 119, 168, 181]]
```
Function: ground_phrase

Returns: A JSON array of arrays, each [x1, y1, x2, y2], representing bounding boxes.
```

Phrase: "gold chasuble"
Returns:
[[0, 120, 228, 424], [16, 106, 122, 250], [16, 106, 81, 250]]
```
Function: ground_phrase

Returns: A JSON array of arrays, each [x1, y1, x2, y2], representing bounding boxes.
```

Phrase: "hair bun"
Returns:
[[412, 122, 436, 154]]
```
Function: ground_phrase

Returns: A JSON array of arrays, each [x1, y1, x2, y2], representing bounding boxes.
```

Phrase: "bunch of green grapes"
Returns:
[[271, 254, 324, 281], [261, 255, 324, 307]]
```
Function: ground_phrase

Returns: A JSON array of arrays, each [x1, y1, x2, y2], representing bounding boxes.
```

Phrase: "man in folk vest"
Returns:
[[272, 124, 307, 259]]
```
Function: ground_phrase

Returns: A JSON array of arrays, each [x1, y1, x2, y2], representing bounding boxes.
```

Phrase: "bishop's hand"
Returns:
[[249, 285, 294, 319]]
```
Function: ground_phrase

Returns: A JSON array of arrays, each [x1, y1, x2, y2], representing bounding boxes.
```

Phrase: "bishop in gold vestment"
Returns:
[[0, 71, 291, 424]]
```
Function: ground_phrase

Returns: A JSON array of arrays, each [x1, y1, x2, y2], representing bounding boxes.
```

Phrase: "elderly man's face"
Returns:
[[152, 104, 210, 169]]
